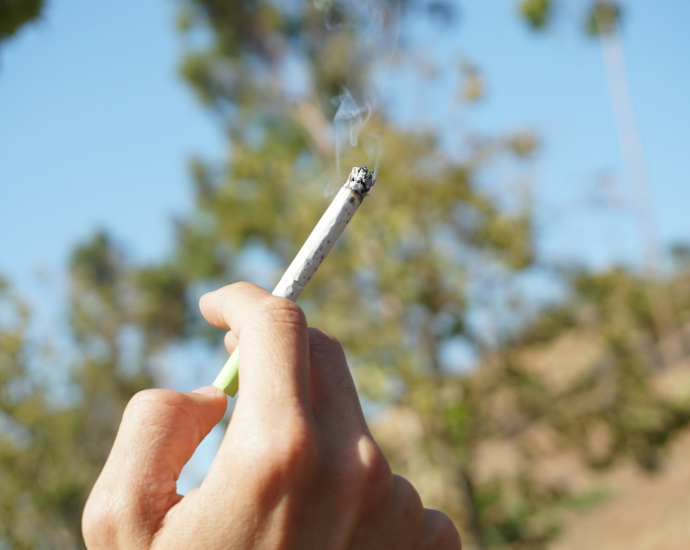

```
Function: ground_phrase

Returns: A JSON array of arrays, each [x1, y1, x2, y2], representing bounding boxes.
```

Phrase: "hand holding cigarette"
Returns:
[[83, 283, 461, 549]]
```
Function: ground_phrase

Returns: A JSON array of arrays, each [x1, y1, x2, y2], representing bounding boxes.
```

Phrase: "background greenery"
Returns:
[[2, 1, 690, 549]]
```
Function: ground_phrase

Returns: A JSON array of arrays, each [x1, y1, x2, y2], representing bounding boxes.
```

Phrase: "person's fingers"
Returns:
[[420, 509, 462, 550], [199, 282, 312, 417], [308, 328, 367, 435], [386, 475, 425, 549], [82, 387, 226, 549], [224, 330, 238, 354]]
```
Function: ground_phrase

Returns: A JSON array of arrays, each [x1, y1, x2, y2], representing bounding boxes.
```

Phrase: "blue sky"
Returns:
[[0, 0, 223, 292], [399, 0, 690, 269]]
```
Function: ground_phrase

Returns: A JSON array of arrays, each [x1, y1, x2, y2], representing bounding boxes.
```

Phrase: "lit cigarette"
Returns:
[[213, 166, 376, 396]]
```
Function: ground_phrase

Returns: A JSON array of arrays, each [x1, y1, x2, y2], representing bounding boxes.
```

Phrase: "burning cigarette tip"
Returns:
[[346, 166, 376, 198]]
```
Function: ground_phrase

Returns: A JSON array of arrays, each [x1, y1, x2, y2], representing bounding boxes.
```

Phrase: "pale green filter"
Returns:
[[213, 347, 240, 396]]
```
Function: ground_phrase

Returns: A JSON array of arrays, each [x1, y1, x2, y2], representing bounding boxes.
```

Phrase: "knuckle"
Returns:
[[335, 436, 392, 509], [255, 297, 307, 330], [123, 390, 195, 434], [263, 418, 319, 480], [124, 389, 166, 415], [358, 436, 392, 488], [124, 389, 180, 420], [424, 510, 462, 550], [393, 474, 424, 522], [84, 484, 159, 550], [309, 328, 346, 359], [309, 329, 357, 396], [123, 390, 157, 423], [82, 487, 120, 548]]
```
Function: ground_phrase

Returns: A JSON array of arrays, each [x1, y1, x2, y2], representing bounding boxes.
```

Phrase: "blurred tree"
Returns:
[[517, 0, 623, 36], [0, 277, 93, 549], [512, 267, 690, 469], [671, 243, 690, 272], [0, 234, 153, 549], [2, 1, 688, 549], [585, 0, 622, 37], [519, 0, 552, 30], [0, 0, 47, 48], [519, 0, 683, 370]]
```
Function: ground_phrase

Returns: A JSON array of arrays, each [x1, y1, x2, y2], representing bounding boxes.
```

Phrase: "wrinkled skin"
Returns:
[[83, 282, 461, 549]]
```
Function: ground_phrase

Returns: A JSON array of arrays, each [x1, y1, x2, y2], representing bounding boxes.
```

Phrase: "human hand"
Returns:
[[83, 282, 461, 549]]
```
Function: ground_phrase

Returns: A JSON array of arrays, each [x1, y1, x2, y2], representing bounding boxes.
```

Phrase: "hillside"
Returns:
[[371, 324, 690, 549]]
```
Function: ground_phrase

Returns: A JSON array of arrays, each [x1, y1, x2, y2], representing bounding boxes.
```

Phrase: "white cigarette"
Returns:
[[273, 166, 375, 301], [213, 166, 376, 395]]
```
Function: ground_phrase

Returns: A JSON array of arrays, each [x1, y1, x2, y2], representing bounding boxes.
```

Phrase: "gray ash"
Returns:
[[346, 166, 376, 198]]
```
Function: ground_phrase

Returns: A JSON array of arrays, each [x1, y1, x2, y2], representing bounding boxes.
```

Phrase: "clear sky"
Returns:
[[397, 0, 690, 269], [1, 0, 688, 493], [0, 0, 224, 299]]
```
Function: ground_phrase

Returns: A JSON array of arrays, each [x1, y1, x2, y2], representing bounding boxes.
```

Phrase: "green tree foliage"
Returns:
[[519, 0, 552, 30], [585, 1, 622, 37], [0, 0, 46, 47], [518, 0, 622, 37], [0, 234, 153, 549], [516, 269, 690, 470], [0, 280, 91, 549]]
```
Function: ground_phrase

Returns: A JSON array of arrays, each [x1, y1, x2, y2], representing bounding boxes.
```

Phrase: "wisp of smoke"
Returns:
[[317, 0, 399, 195], [335, 89, 372, 148], [363, 133, 383, 176], [325, 89, 382, 196]]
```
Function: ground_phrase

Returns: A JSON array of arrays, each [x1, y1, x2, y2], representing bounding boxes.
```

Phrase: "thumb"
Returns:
[[83, 387, 226, 548]]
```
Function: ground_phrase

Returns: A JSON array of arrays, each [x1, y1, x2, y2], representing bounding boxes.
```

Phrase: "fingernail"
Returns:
[[192, 385, 223, 396]]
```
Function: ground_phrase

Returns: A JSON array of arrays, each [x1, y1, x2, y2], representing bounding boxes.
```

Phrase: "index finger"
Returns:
[[200, 282, 312, 419]]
